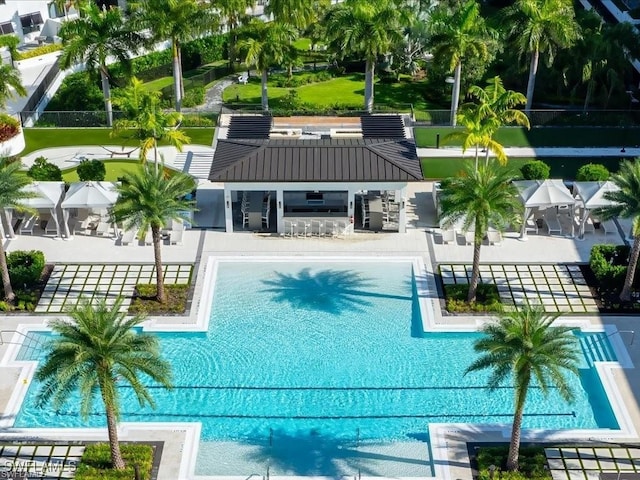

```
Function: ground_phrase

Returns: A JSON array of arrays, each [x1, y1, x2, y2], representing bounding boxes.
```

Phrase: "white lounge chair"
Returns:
[[170, 228, 183, 245], [20, 215, 36, 235], [464, 230, 475, 245], [544, 213, 562, 235], [120, 229, 136, 246], [441, 229, 455, 244], [525, 218, 538, 235], [602, 219, 617, 235], [487, 229, 502, 246]]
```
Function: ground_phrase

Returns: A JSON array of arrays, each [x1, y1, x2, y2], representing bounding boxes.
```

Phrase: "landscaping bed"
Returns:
[[472, 445, 551, 480], [0, 251, 52, 313], [129, 283, 190, 315], [444, 283, 502, 313], [76, 443, 156, 480]]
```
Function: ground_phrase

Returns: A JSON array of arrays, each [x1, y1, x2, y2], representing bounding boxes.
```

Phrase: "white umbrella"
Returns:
[[5, 182, 65, 238], [61, 182, 119, 239], [573, 181, 620, 238], [514, 179, 575, 238]]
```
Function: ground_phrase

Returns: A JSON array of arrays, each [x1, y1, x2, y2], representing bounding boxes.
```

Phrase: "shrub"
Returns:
[[0, 34, 19, 60], [182, 34, 227, 69], [15, 44, 63, 61], [182, 87, 205, 108], [444, 283, 502, 313], [27, 156, 63, 181], [520, 160, 550, 180], [76, 159, 106, 181], [6, 250, 45, 290], [576, 163, 610, 181], [0, 113, 20, 142], [589, 244, 629, 292], [476, 446, 550, 480], [180, 114, 215, 127], [46, 72, 104, 112], [76, 443, 154, 480]]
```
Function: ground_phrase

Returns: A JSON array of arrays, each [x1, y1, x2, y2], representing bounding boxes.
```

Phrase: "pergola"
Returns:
[[514, 179, 576, 238], [572, 181, 620, 238]]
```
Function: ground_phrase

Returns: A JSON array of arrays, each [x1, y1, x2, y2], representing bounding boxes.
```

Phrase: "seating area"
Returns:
[[282, 218, 352, 238], [120, 218, 186, 247]]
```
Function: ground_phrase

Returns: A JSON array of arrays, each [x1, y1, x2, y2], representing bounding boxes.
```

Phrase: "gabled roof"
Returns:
[[209, 138, 422, 182]]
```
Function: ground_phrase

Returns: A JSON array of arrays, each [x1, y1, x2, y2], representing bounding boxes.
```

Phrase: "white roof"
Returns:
[[22, 181, 65, 209], [61, 181, 119, 209], [514, 179, 575, 208], [573, 181, 620, 209]]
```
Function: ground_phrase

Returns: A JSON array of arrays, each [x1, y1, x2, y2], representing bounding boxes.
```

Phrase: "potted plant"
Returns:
[[0, 113, 25, 157]]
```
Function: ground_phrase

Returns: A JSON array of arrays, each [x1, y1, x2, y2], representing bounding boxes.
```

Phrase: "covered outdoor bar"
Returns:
[[209, 138, 422, 235]]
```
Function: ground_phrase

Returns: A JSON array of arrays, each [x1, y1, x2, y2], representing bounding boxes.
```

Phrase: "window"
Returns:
[[20, 12, 44, 34], [0, 22, 13, 35]]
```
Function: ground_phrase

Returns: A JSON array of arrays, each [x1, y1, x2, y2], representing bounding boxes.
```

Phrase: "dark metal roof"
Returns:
[[227, 115, 272, 139], [209, 138, 422, 182], [361, 115, 406, 139]]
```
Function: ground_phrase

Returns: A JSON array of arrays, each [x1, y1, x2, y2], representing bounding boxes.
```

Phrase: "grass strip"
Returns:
[[76, 443, 154, 480]]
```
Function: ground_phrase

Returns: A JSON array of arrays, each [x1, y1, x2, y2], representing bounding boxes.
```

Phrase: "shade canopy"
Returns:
[[514, 179, 575, 208], [573, 181, 620, 210], [61, 181, 119, 209], [21, 181, 65, 209]]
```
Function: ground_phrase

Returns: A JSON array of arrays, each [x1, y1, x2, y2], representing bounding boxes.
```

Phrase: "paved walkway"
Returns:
[[417, 146, 640, 157], [0, 443, 84, 479], [546, 446, 640, 480]]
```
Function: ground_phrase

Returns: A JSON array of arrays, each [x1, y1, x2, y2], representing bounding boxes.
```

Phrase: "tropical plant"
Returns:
[[325, 0, 410, 112], [467, 76, 530, 130], [238, 20, 297, 111], [0, 64, 27, 110], [594, 159, 640, 302], [112, 77, 190, 168], [466, 304, 580, 471], [111, 165, 196, 303], [439, 161, 521, 301], [128, 0, 217, 111], [266, 0, 319, 29], [34, 298, 173, 470], [215, 0, 256, 69], [502, 0, 580, 112], [429, 0, 493, 125], [58, 2, 143, 126], [520, 160, 550, 180], [27, 157, 63, 181], [0, 113, 20, 143], [575, 163, 609, 181], [76, 159, 107, 181]]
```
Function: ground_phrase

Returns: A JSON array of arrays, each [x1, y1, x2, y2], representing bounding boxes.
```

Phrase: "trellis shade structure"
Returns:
[[60, 181, 119, 238], [573, 181, 620, 238], [5, 181, 65, 238], [513, 179, 576, 238]]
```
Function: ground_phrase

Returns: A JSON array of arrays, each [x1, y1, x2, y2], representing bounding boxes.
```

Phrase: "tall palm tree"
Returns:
[[238, 20, 297, 111], [112, 77, 190, 170], [0, 64, 27, 109], [266, 0, 316, 29], [34, 298, 173, 470], [112, 165, 196, 303], [467, 76, 530, 130], [216, 0, 256, 69], [325, 0, 410, 112], [466, 304, 580, 471], [58, 3, 142, 126], [0, 159, 36, 304], [595, 159, 640, 302], [429, 0, 492, 126], [439, 162, 521, 301], [503, 0, 579, 113], [128, 0, 217, 112]]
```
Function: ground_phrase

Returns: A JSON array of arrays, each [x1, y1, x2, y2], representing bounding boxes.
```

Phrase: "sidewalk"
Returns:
[[417, 146, 640, 157]]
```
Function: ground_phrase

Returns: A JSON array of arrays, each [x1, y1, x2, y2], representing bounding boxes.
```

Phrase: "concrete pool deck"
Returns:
[[0, 180, 640, 479]]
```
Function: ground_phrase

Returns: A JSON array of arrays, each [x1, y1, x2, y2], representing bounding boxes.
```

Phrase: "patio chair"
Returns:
[[120, 228, 136, 246], [310, 219, 324, 237], [170, 228, 184, 245], [282, 220, 295, 238], [96, 222, 111, 236], [44, 218, 59, 235], [544, 213, 562, 235], [464, 230, 474, 245], [441, 229, 455, 244], [324, 220, 338, 237], [602, 219, 617, 235], [296, 219, 310, 237], [524, 218, 538, 235], [487, 229, 502, 246], [19, 215, 36, 235]]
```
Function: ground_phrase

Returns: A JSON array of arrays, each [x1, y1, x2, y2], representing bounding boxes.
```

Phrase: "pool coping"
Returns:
[[0, 254, 637, 480]]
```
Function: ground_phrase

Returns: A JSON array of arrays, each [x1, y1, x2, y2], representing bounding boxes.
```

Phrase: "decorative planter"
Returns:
[[0, 128, 26, 157]]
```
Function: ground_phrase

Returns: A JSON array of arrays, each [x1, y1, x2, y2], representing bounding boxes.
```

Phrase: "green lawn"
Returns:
[[61, 160, 181, 182], [142, 77, 174, 92], [421, 156, 629, 179], [415, 126, 640, 148], [22, 128, 215, 156], [223, 73, 435, 110]]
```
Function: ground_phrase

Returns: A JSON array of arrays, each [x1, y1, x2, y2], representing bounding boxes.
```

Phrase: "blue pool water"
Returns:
[[14, 261, 619, 471]]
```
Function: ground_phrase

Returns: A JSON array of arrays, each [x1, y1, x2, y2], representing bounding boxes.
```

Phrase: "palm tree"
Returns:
[[0, 159, 36, 304], [439, 162, 521, 302], [325, 0, 410, 112], [467, 76, 530, 131], [58, 3, 142, 126], [595, 159, 640, 302], [266, 0, 317, 29], [429, 0, 492, 126], [128, 0, 217, 112], [0, 64, 27, 109], [112, 165, 196, 303], [34, 298, 173, 470], [216, 0, 256, 69], [503, 0, 579, 113], [238, 20, 297, 111], [466, 304, 580, 471], [112, 77, 190, 170]]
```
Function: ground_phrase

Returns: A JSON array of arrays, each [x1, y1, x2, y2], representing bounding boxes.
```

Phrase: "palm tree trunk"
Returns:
[[467, 235, 482, 302], [620, 236, 640, 302], [364, 58, 375, 113], [450, 61, 462, 127], [105, 404, 125, 469], [0, 239, 14, 304], [152, 225, 166, 303], [474, 145, 479, 171], [583, 78, 594, 112], [178, 46, 184, 100], [525, 49, 539, 114], [100, 66, 113, 127], [172, 40, 182, 112], [506, 381, 530, 471], [261, 69, 269, 111]]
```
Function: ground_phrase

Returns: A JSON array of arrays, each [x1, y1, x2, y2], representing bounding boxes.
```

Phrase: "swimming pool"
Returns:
[[12, 259, 619, 476]]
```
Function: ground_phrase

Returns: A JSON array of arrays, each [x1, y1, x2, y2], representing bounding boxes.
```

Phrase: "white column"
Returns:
[[276, 189, 284, 234], [50, 207, 62, 240], [224, 186, 234, 233], [347, 187, 356, 220], [62, 209, 71, 239], [397, 186, 408, 233]]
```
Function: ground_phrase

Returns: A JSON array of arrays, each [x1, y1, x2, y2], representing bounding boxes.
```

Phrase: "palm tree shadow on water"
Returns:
[[261, 268, 412, 316], [241, 429, 432, 478]]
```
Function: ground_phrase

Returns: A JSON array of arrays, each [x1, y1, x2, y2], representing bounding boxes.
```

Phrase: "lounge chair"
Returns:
[[602, 219, 617, 235], [441, 229, 455, 244], [487, 229, 502, 246], [96, 222, 111, 236], [464, 230, 475, 245], [170, 228, 183, 245], [19, 215, 36, 235], [144, 228, 153, 245], [544, 213, 562, 235], [525, 218, 538, 235], [120, 229, 136, 246]]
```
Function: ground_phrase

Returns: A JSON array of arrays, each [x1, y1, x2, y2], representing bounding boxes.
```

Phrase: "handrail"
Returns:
[[0, 330, 42, 346]]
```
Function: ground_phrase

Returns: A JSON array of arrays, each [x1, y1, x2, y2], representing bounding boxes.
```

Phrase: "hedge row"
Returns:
[[589, 244, 629, 291]]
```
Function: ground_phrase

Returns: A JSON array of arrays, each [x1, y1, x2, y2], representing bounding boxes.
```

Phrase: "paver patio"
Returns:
[[546, 446, 640, 480], [0, 444, 84, 479], [439, 263, 598, 313], [35, 264, 193, 313]]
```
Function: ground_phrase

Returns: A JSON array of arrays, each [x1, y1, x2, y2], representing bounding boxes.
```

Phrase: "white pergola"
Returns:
[[60, 181, 119, 239], [573, 181, 620, 238], [5, 181, 65, 238], [514, 179, 576, 238]]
